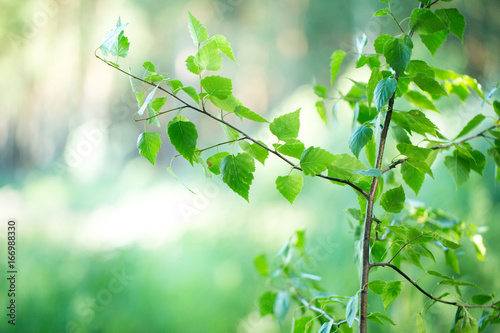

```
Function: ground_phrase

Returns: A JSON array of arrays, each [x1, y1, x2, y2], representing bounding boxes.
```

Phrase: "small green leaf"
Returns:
[[487, 146, 500, 167], [353, 168, 382, 178], [401, 162, 425, 195], [254, 254, 269, 277], [435, 8, 466, 42], [314, 84, 328, 98], [406, 60, 435, 77], [138, 84, 160, 116], [493, 100, 500, 117], [413, 73, 448, 96], [99, 17, 130, 59], [374, 34, 393, 54], [383, 36, 413, 76], [365, 136, 376, 168], [300, 146, 336, 176], [368, 312, 396, 326], [276, 174, 304, 204], [274, 291, 291, 325], [185, 55, 201, 75], [381, 185, 405, 213], [315, 101, 327, 124], [374, 77, 397, 112], [392, 110, 438, 136], [471, 294, 493, 305], [432, 234, 462, 250], [206, 152, 229, 175], [318, 321, 334, 333], [182, 86, 200, 105], [143, 61, 155, 72], [187, 11, 209, 45], [239, 141, 269, 165], [382, 280, 403, 311], [274, 139, 306, 159], [201, 76, 232, 100], [167, 116, 198, 164], [409, 8, 448, 35], [270, 109, 301, 141], [471, 234, 486, 261], [137, 132, 162, 165], [168, 79, 183, 94], [405, 90, 438, 112], [455, 115, 486, 139], [470, 150, 486, 175], [330, 50, 346, 87], [444, 150, 471, 189], [420, 30, 448, 56], [374, 8, 389, 16], [219, 153, 255, 201], [259, 291, 277, 316], [210, 34, 236, 61], [367, 68, 383, 108], [368, 280, 387, 295], [397, 143, 431, 161], [195, 40, 223, 71], [346, 293, 359, 327], [349, 126, 374, 158], [220, 123, 239, 141], [234, 106, 268, 123], [444, 249, 460, 274]]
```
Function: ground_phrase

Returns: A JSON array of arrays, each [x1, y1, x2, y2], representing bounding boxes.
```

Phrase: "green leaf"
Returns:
[[167, 116, 199, 164], [185, 55, 201, 74], [270, 109, 301, 141], [349, 126, 374, 158], [420, 30, 448, 56], [143, 61, 155, 72], [254, 254, 269, 277], [274, 139, 306, 159], [220, 123, 239, 141], [137, 132, 162, 165], [406, 60, 435, 77], [413, 73, 448, 96], [314, 84, 328, 98], [409, 8, 448, 35], [276, 174, 304, 204], [292, 316, 313, 333], [455, 115, 486, 139], [219, 153, 255, 201], [368, 312, 396, 326], [210, 34, 235, 61], [417, 313, 426, 333], [210, 95, 239, 113], [138, 84, 160, 116], [455, 311, 479, 333], [401, 162, 425, 195], [239, 141, 269, 165], [201, 76, 232, 100], [381, 185, 405, 213], [382, 280, 403, 311], [182, 86, 200, 105], [346, 293, 359, 327], [315, 101, 327, 124], [367, 68, 383, 108], [147, 105, 161, 127], [431, 234, 462, 250], [274, 291, 291, 325], [206, 152, 229, 175], [330, 50, 346, 87], [353, 168, 382, 178], [374, 34, 393, 54], [259, 291, 277, 316], [374, 77, 397, 112], [151, 96, 167, 112], [471, 294, 493, 305], [374, 8, 388, 17], [234, 106, 269, 123], [470, 150, 486, 175], [99, 17, 130, 59], [368, 280, 387, 295], [168, 79, 183, 94], [445, 249, 460, 274], [300, 146, 336, 176], [318, 321, 334, 333], [493, 100, 500, 117], [195, 40, 223, 71], [187, 11, 209, 45], [444, 150, 471, 189], [435, 8, 466, 42], [397, 143, 432, 161], [405, 90, 438, 112], [365, 136, 376, 168], [383, 36, 413, 76], [392, 110, 438, 136], [487, 146, 500, 167]]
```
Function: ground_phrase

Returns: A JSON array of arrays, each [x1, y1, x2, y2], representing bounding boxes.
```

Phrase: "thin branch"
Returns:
[[387, 234, 423, 264], [428, 0, 440, 7], [370, 262, 500, 310], [381, 123, 500, 174], [134, 106, 185, 122], [195, 137, 247, 153], [96, 53, 370, 199], [296, 296, 349, 327]]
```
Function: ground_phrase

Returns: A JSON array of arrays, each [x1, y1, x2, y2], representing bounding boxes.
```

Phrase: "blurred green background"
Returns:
[[1, 0, 500, 332]]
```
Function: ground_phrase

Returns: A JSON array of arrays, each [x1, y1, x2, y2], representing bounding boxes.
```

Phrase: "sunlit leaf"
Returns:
[[270, 109, 301, 141], [219, 153, 255, 201], [201, 75, 232, 100], [382, 280, 403, 311], [137, 132, 161, 165], [374, 77, 397, 112], [167, 116, 198, 164], [300, 146, 336, 176], [330, 50, 346, 87], [383, 36, 413, 76], [187, 11, 209, 45], [349, 126, 374, 158], [276, 174, 304, 204], [435, 8, 466, 42]]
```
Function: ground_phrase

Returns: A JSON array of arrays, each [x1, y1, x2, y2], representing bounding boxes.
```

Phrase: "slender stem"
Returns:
[[195, 137, 247, 153], [358, 4, 424, 332], [96, 53, 370, 199], [387, 234, 423, 264], [134, 106, 185, 122], [370, 263, 500, 310]]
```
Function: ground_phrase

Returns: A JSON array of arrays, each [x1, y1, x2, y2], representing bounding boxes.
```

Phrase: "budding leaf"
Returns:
[[187, 11, 209, 45], [137, 132, 161, 165]]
